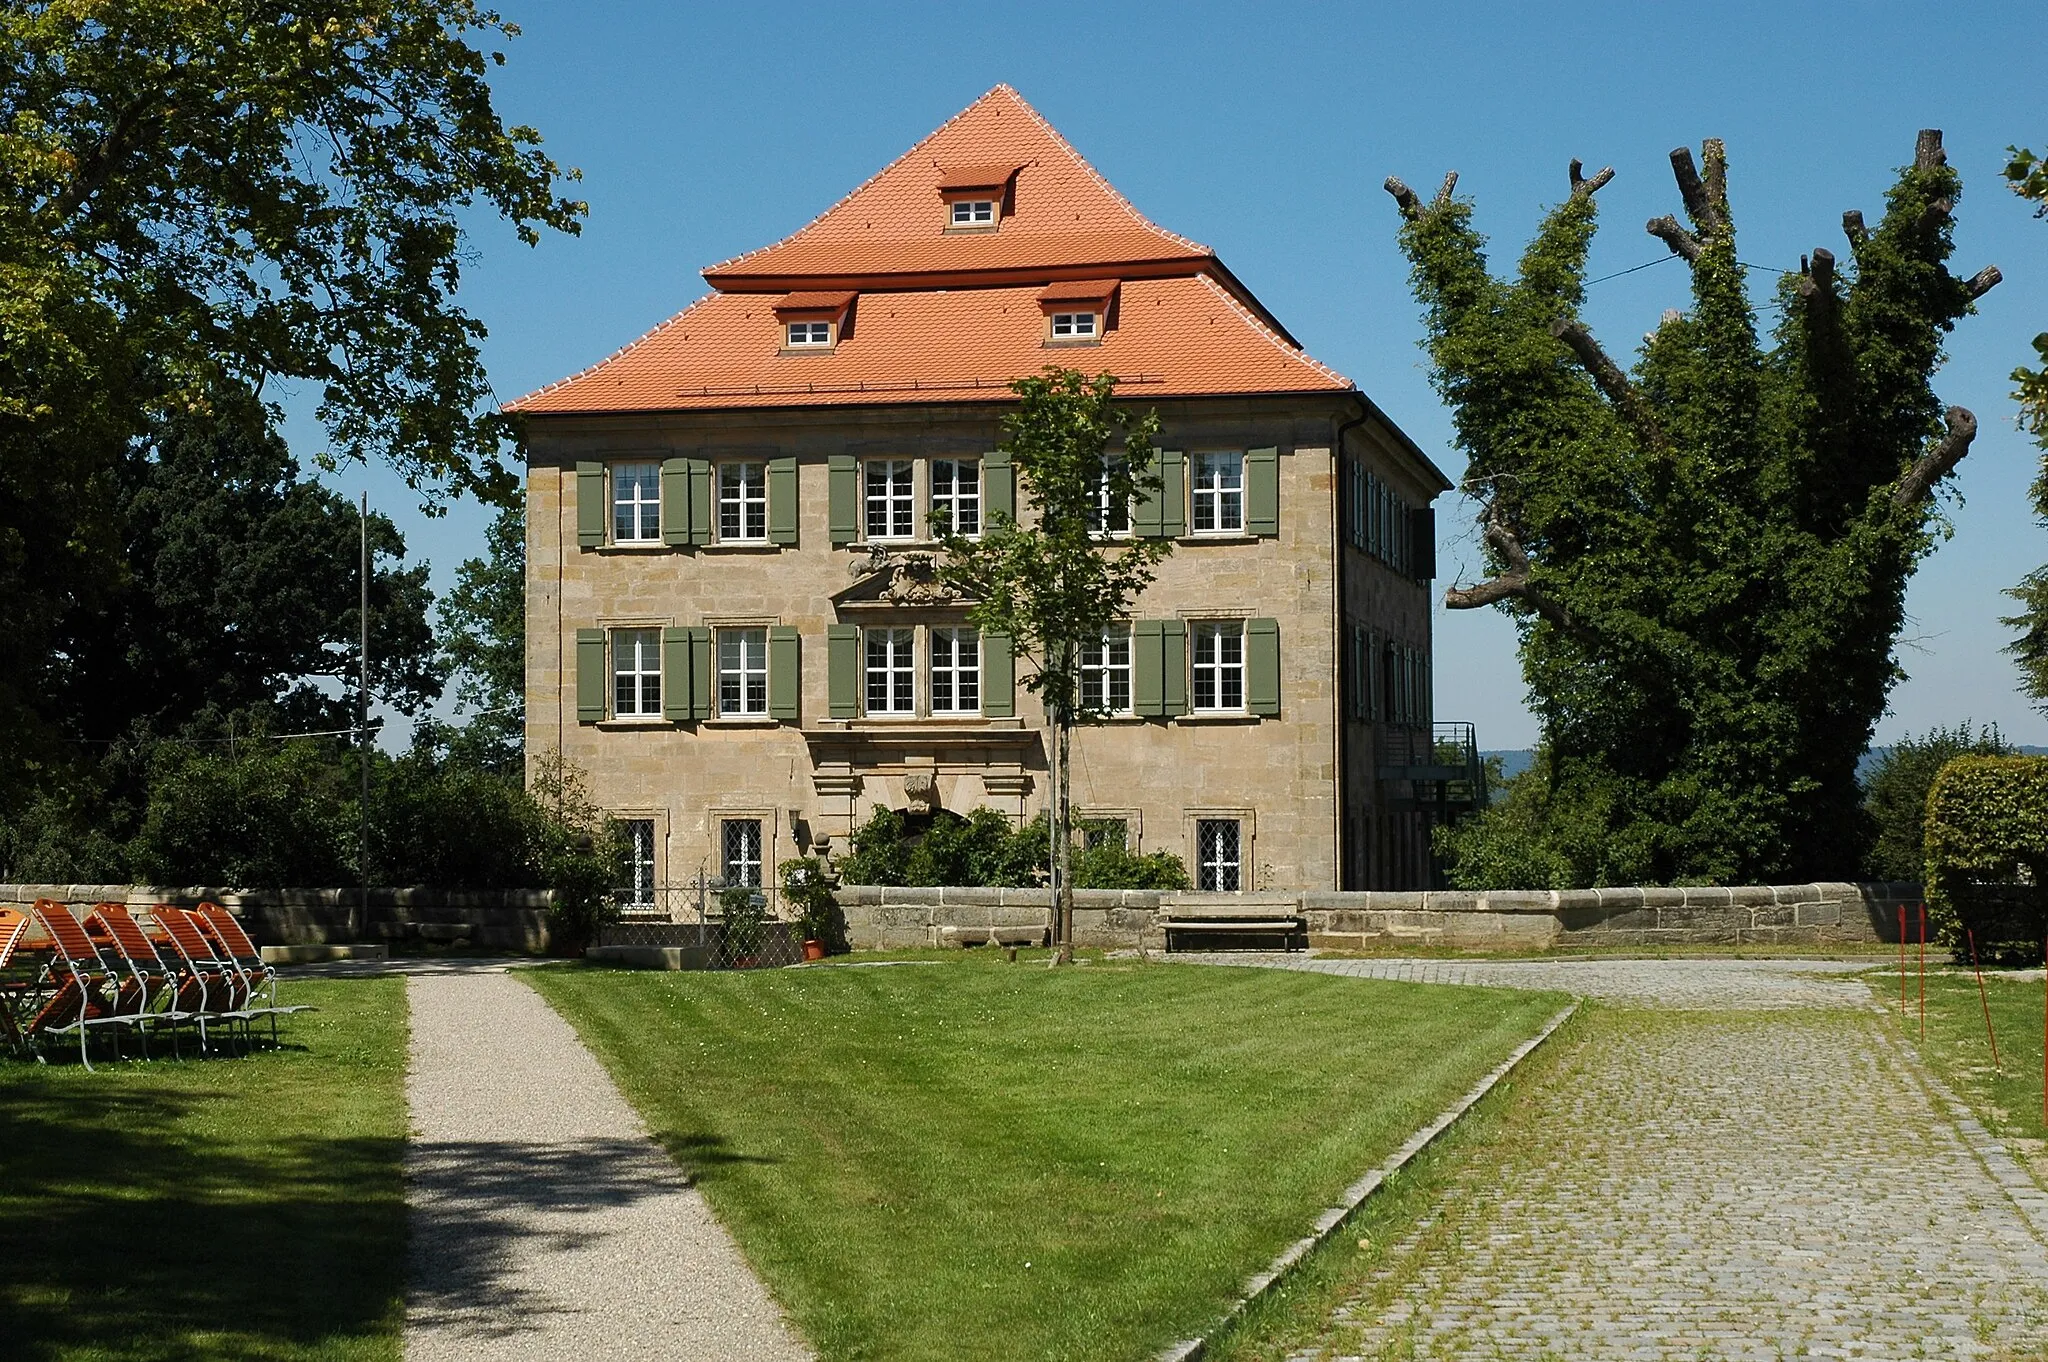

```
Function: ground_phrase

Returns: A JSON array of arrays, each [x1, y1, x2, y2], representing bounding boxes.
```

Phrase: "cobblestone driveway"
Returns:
[[1180, 957, 2048, 1361]]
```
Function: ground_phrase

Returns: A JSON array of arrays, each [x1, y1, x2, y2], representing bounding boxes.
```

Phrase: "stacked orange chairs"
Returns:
[[1, 900, 313, 1068]]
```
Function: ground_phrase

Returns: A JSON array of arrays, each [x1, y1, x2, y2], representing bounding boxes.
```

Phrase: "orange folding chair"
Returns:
[[0, 907, 38, 1059], [151, 907, 257, 1054], [192, 903, 313, 1046], [86, 903, 203, 1059], [23, 901, 138, 1069]]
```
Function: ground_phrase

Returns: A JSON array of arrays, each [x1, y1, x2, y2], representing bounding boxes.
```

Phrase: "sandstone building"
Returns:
[[510, 86, 1453, 905]]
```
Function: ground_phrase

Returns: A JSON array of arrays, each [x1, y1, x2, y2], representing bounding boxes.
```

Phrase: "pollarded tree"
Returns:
[[1392, 132, 1999, 885], [2000, 143, 2048, 705]]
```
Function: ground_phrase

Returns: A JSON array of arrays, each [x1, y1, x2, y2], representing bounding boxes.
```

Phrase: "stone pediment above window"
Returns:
[[832, 545, 975, 610]]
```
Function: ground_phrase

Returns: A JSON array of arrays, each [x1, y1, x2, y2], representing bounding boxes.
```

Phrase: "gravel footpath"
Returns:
[[405, 967, 812, 1361]]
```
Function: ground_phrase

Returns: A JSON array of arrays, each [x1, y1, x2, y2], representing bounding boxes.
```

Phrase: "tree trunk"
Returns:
[[1055, 718, 1075, 963]]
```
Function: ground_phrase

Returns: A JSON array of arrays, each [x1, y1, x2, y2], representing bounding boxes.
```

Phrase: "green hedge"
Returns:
[[1923, 755, 2048, 961]]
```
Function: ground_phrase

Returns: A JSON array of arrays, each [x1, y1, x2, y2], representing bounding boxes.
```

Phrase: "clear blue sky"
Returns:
[[307, 0, 2048, 750]]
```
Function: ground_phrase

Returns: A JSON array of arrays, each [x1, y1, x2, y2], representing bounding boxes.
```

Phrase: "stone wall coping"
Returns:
[[830, 882, 1923, 917], [1, 884, 556, 910]]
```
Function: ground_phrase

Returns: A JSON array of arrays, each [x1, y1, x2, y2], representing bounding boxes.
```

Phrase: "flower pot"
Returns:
[[803, 939, 826, 961]]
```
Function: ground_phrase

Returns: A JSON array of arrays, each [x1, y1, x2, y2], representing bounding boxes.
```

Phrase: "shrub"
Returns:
[[833, 806, 1187, 890], [1072, 821, 1189, 889], [780, 856, 844, 949], [132, 737, 357, 886], [1923, 755, 2048, 962], [1861, 723, 2010, 881]]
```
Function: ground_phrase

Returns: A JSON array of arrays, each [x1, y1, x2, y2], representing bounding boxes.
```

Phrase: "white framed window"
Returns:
[[865, 459, 916, 541], [722, 818, 764, 889], [1191, 620, 1245, 713], [1084, 818, 1128, 852], [1085, 459, 1129, 536], [612, 463, 660, 543], [865, 627, 915, 715], [1080, 628, 1133, 714], [786, 320, 832, 347], [930, 458, 980, 537], [1196, 818, 1241, 892], [619, 819, 656, 907], [718, 461, 768, 542], [1191, 452, 1244, 533], [1049, 311, 1098, 339], [611, 628, 661, 717], [951, 199, 995, 226], [930, 627, 980, 714], [718, 628, 768, 716]]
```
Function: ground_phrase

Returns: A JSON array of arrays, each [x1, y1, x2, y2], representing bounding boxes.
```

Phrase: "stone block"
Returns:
[[938, 886, 1004, 907], [1746, 904, 1797, 928], [586, 944, 716, 970], [1640, 887, 1686, 908], [1728, 886, 1775, 908], [1794, 901, 1844, 927], [1479, 891, 1557, 914], [1770, 883, 1821, 905]]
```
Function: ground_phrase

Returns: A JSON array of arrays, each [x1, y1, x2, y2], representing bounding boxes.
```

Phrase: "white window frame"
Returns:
[[612, 463, 661, 544], [717, 460, 768, 543], [718, 627, 769, 716], [721, 818, 764, 889], [930, 626, 980, 715], [865, 458, 917, 542], [1080, 627, 1134, 715], [950, 198, 995, 226], [1191, 451, 1244, 533], [786, 320, 833, 347], [930, 458, 980, 538], [865, 626, 916, 715], [1196, 818, 1242, 892], [1049, 311, 1098, 339], [1085, 459, 1130, 537], [619, 819, 656, 907], [611, 628, 662, 718], [1190, 620, 1245, 713]]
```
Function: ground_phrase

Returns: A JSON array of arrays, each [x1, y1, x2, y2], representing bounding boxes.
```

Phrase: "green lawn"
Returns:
[[1892, 966, 2048, 1151], [0, 977, 408, 1362], [528, 955, 1564, 1362]]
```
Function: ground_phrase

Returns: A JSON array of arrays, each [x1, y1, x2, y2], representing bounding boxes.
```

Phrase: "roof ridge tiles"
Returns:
[[506, 293, 718, 409], [1191, 274, 1354, 391]]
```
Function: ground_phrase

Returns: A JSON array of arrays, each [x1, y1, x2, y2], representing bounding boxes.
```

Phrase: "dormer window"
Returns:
[[1050, 311, 1097, 339], [951, 199, 995, 227], [786, 320, 833, 347], [772, 290, 856, 353], [938, 164, 1021, 232], [1040, 279, 1118, 345]]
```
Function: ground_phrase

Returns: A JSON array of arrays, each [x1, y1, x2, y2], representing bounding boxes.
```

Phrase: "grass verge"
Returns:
[[528, 955, 1563, 1362], [0, 977, 408, 1362], [1880, 964, 2048, 1165]]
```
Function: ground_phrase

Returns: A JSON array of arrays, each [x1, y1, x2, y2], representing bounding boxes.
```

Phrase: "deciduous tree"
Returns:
[[1396, 132, 1997, 884]]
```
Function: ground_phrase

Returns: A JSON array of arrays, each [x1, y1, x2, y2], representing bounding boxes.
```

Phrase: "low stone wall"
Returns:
[[1, 884, 557, 953], [834, 882, 1924, 952]]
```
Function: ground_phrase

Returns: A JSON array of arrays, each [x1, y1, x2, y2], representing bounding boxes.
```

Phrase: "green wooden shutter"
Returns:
[[1161, 619, 1187, 716], [983, 449, 1014, 525], [768, 458, 799, 546], [827, 623, 859, 718], [688, 627, 713, 720], [1132, 619, 1164, 716], [829, 455, 858, 545], [1132, 453, 1161, 537], [1247, 617, 1280, 716], [575, 629, 607, 722], [769, 626, 800, 720], [981, 628, 1014, 717], [1246, 447, 1279, 536], [1158, 452, 1185, 537], [661, 458, 690, 546], [688, 460, 712, 547], [661, 627, 691, 721], [1409, 506, 1435, 580], [576, 463, 606, 548]]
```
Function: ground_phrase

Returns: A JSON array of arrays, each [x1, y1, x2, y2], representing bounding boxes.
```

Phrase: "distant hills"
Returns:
[[1480, 747, 2048, 785]]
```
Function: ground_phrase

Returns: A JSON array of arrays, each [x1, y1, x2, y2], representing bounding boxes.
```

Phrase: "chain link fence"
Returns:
[[602, 878, 805, 969]]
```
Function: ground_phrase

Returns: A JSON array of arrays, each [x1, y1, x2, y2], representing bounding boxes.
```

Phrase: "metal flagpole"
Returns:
[[358, 492, 370, 943]]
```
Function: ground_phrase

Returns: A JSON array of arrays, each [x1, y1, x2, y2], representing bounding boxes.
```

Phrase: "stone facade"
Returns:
[[524, 394, 1446, 901]]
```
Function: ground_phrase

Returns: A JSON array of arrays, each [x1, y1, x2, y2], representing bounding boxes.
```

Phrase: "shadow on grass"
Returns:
[[405, 1131, 776, 1338], [0, 1083, 403, 1362]]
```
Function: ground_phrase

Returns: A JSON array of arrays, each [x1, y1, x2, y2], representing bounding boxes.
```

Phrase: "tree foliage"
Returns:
[[436, 503, 526, 772], [1392, 132, 1998, 885], [938, 369, 1167, 954], [0, 0, 582, 804], [2000, 143, 2048, 707], [1860, 722, 2010, 882], [1922, 754, 2048, 960]]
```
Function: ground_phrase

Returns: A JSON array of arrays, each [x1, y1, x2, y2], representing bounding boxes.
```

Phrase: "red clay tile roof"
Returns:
[[511, 275, 1349, 414], [509, 85, 1354, 417], [936, 163, 1022, 191], [702, 86, 1210, 288]]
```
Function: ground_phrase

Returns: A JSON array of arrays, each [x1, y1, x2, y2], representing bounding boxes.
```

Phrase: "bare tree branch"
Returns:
[[1569, 158, 1615, 198], [1842, 209, 1867, 250], [1966, 265, 2002, 299], [1702, 138, 1728, 220], [1795, 247, 1837, 317], [1669, 145, 1725, 234], [1550, 317, 1665, 449], [1893, 406, 1977, 508], [1917, 197, 1952, 234], [1433, 171, 1459, 207], [1384, 176, 1420, 220], [1915, 129, 1946, 171], [1646, 213, 1701, 262], [1445, 511, 1593, 643]]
